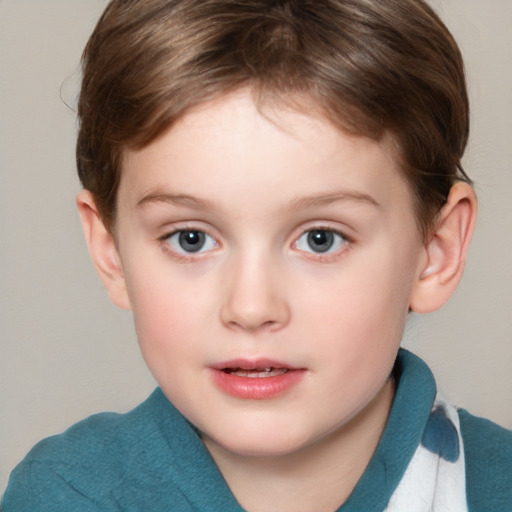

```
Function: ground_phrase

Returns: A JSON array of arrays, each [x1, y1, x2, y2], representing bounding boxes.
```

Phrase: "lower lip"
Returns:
[[210, 369, 306, 400]]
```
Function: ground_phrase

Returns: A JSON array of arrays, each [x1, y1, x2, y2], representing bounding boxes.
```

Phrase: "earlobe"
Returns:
[[410, 182, 477, 314], [76, 190, 131, 311]]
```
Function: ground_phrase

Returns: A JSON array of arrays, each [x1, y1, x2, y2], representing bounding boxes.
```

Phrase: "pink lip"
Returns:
[[209, 359, 306, 400]]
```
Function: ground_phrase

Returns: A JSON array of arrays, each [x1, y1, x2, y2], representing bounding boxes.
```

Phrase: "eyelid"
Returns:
[[292, 225, 353, 259], [159, 225, 221, 260], [293, 221, 353, 242], [158, 220, 219, 242], [170, 230, 217, 253]]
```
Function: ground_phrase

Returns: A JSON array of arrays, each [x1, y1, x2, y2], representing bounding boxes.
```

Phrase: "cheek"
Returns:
[[317, 264, 410, 314], [297, 246, 417, 358], [124, 269, 211, 368]]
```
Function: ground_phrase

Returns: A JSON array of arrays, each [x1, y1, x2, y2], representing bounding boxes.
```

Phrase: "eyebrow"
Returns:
[[136, 193, 215, 210], [286, 191, 380, 211], [136, 189, 379, 212]]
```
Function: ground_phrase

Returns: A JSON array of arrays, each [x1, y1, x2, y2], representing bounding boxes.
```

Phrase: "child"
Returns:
[[3, 0, 511, 510]]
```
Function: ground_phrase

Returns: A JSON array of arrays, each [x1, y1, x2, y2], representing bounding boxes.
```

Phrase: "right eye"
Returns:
[[164, 230, 217, 254]]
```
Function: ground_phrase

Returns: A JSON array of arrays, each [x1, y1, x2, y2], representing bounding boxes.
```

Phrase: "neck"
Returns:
[[203, 379, 395, 512]]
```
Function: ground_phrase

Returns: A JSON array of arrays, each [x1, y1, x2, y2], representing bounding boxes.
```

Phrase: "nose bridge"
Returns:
[[220, 245, 290, 332]]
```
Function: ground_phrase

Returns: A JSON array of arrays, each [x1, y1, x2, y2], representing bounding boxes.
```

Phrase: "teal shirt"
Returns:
[[3, 350, 512, 511]]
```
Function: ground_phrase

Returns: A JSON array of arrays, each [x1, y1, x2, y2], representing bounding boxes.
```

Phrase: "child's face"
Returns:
[[114, 90, 426, 458]]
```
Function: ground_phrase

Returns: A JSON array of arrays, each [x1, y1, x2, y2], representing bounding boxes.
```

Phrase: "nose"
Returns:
[[219, 253, 291, 332]]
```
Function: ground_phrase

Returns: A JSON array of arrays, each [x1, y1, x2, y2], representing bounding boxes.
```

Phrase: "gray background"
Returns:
[[1, 0, 511, 490]]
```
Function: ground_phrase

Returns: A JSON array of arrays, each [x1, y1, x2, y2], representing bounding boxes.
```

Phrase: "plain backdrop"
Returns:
[[1, 0, 511, 491]]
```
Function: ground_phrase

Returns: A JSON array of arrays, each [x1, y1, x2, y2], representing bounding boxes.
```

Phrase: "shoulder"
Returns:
[[459, 408, 512, 511], [25, 387, 166, 472], [2, 389, 194, 512]]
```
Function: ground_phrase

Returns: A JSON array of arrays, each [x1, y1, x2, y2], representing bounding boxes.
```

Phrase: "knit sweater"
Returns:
[[3, 350, 512, 511]]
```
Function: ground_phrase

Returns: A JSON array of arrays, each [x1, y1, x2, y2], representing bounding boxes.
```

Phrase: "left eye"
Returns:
[[295, 229, 347, 254], [165, 230, 217, 254]]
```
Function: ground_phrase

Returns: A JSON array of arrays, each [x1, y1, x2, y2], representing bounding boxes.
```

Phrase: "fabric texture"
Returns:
[[2, 350, 512, 511], [384, 396, 467, 511]]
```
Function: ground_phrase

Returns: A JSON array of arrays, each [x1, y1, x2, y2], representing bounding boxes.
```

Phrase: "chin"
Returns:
[[202, 424, 319, 460]]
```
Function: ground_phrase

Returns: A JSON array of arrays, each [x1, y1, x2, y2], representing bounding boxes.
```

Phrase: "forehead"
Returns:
[[119, 90, 414, 219]]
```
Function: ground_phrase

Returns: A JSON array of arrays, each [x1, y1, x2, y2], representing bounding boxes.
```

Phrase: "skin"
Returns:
[[78, 89, 476, 511]]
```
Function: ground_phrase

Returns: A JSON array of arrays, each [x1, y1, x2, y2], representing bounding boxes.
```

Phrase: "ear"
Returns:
[[76, 190, 131, 310], [410, 182, 477, 314]]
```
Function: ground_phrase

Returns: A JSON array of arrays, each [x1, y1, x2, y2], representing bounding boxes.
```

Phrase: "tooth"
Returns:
[[224, 367, 291, 378]]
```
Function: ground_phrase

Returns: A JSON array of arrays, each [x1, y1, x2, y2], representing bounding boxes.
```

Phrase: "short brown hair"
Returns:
[[77, 0, 471, 239]]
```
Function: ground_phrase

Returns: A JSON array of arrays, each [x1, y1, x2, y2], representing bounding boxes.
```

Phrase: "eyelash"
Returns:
[[158, 226, 352, 262], [159, 228, 219, 262], [293, 227, 352, 261]]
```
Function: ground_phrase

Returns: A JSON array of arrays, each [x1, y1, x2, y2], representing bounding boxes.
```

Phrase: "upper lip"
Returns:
[[210, 358, 303, 371]]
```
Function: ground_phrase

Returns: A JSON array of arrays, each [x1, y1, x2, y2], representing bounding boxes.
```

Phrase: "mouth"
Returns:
[[210, 359, 305, 399], [222, 367, 291, 378]]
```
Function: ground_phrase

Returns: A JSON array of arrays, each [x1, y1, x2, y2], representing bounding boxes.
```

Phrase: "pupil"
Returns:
[[179, 231, 205, 252], [307, 230, 333, 253]]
